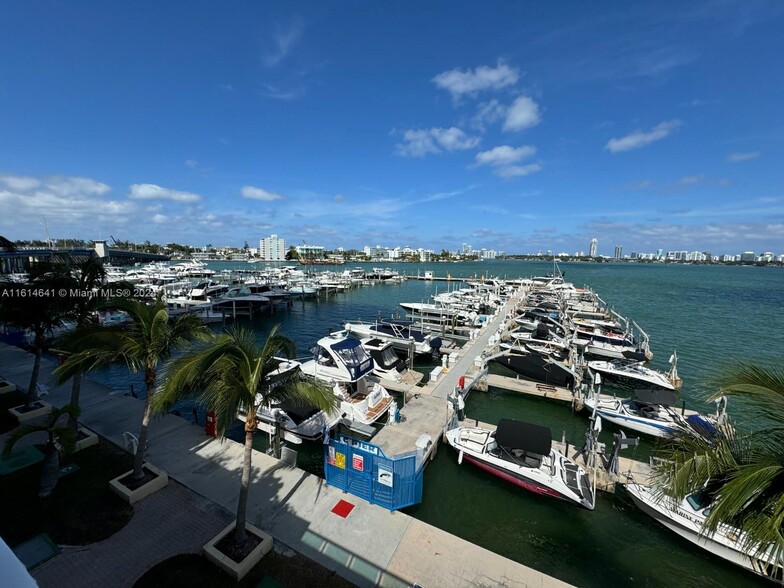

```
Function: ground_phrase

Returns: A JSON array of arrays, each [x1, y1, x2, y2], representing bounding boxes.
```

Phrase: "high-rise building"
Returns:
[[614, 245, 622, 259], [589, 238, 598, 257], [258, 234, 286, 261]]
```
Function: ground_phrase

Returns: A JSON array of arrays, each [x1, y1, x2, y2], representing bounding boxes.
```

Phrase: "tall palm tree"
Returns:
[[153, 325, 336, 547], [652, 362, 784, 562], [57, 256, 108, 433], [0, 261, 72, 408], [3, 404, 79, 497], [53, 295, 208, 482]]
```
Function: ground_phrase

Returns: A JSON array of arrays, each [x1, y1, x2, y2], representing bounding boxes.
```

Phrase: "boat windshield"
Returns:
[[380, 345, 398, 366], [332, 341, 371, 367], [686, 490, 710, 511]]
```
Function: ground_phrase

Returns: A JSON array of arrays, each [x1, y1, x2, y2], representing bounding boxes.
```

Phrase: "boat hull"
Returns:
[[626, 484, 780, 580], [494, 352, 575, 388], [462, 453, 568, 502]]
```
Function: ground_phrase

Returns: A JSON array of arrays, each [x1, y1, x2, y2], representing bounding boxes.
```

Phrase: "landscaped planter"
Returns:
[[9, 400, 52, 423], [203, 522, 273, 581], [0, 378, 18, 395], [74, 426, 99, 452], [109, 462, 169, 505]]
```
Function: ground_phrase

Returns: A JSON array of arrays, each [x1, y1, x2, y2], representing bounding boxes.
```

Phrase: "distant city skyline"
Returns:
[[1, 3, 783, 253]]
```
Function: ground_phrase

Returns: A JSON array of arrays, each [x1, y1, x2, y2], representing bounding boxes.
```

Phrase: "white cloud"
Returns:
[[605, 120, 682, 153], [334, 194, 346, 203], [726, 151, 760, 163], [263, 20, 302, 67], [241, 185, 284, 201], [0, 174, 41, 191], [152, 214, 169, 223], [678, 175, 705, 186], [472, 99, 506, 131], [185, 159, 198, 168], [128, 183, 202, 202], [495, 163, 542, 178], [475, 145, 536, 167], [0, 173, 136, 235], [503, 97, 541, 132], [432, 61, 519, 100], [396, 127, 479, 158], [44, 176, 110, 197]]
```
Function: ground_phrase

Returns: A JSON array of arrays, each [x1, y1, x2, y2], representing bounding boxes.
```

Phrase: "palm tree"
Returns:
[[153, 325, 335, 547], [3, 404, 79, 497], [652, 362, 784, 562], [53, 295, 208, 482], [0, 262, 72, 409], [57, 256, 108, 434]]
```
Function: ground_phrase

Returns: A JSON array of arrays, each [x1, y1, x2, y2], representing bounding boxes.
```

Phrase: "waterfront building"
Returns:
[[740, 251, 756, 263], [589, 238, 598, 257], [258, 234, 286, 261], [614, 245, 622, 260], [296, 244, 325, 259]]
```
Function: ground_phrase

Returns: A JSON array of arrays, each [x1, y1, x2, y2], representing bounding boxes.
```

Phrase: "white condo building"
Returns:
[[258, 234, 286, 261], [589, 238, 598, 257]]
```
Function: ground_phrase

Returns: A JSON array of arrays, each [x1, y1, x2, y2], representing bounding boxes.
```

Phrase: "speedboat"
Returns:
[[445, 419, 595, 510], [300, 332, 393, 426], [626, 483, 783, 581], [583, 389, 722, 438], [587, 355, 681, 391], [344, 318, 453, 357], [493, 340, 581, 389], [237, 358, 339, 441]]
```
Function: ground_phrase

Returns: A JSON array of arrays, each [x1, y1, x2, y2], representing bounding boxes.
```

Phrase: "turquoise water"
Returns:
[[86, 260, 782, 587]]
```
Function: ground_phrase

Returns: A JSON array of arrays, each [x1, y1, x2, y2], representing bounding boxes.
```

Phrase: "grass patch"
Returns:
[[0, 438, 135, 546], [133, 551, 356, 588], [0, 389, 27, 433]]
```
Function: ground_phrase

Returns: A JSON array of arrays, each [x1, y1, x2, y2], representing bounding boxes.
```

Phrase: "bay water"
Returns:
[[88, 260, 782, 587]]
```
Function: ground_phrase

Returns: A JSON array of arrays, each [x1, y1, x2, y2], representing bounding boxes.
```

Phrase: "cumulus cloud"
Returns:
[[241, 185, 284, 201], [605, 120, 682, 153], [726, 151, 760, 163], [128, 183, 202, 202], [432, 61, 519, 100], [503, 97, 541, 132], [396, 127, 480, 158], [475, 145, 536, 167], [0, 173, 137, 235], [474, 145, 540, 178], [334, 194, 346, 203]]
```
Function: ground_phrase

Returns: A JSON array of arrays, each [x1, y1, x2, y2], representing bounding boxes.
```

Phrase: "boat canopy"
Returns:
[[633, 388, 677, 407], [495, 419, 552, 456]]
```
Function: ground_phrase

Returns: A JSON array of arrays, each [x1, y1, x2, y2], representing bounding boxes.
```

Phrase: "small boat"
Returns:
[[237, 358, 339, 441], [493, 340, 581, 389], [588, 353, 681, 391], [583, 389, 722, 438], [344, 318, 453, 357], [445, 419, 595, 510], [626, 483, 783, 581]]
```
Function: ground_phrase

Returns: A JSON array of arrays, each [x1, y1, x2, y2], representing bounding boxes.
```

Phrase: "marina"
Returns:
[[1, 258, 780, 586]]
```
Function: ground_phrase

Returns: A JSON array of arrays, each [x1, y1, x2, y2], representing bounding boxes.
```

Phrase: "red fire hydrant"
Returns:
[[205, 411, 217, 437]]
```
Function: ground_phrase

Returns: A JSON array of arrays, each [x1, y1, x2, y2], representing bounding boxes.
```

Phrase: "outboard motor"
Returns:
[[429, 336, 442, 358]]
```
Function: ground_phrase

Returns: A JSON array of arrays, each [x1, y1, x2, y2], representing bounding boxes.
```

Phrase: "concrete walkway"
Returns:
[[0, 341, 570, 588]]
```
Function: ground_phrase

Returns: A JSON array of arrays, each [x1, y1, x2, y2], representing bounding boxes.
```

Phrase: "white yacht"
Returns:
[[587, 353, 681, 391], [300, 332, 393, 426]]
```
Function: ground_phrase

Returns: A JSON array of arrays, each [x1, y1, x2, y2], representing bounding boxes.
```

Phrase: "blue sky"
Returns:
[[1, 1, 783, 255]]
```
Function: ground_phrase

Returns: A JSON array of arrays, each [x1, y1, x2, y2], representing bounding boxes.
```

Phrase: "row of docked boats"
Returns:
[[437, 270, 779, 581]]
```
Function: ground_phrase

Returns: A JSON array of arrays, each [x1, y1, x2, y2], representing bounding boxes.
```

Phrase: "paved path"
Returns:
[[0, 341, 570, 588], [33, 483, 227, 588]]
